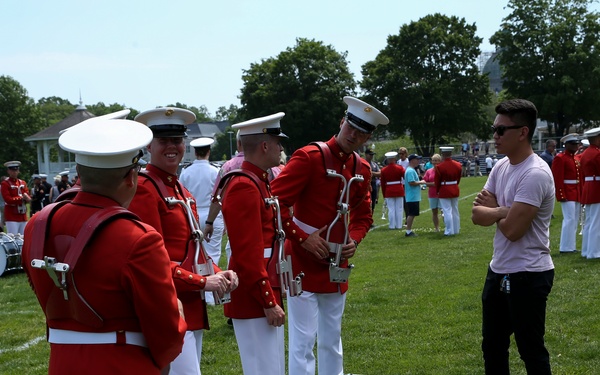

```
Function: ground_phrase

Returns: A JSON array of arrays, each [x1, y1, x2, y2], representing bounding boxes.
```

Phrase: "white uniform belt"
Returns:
[[293, 217, 318, 235], [263, 248, 273, 258], [584, 176, 600, 182], [441, 181, 458, 185], [386, 181, 402, 185], [48, 328, 147, 347], [563, 179, 578, 184]]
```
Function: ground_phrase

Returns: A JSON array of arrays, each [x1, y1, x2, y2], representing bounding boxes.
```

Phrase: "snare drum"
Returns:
[[0, 233, 23, 277]]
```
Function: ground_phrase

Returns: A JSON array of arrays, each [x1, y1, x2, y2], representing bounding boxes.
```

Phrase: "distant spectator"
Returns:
[[540, 139, 557, 168], [462, 142, 469, 156], [485, 155, 493, 174]]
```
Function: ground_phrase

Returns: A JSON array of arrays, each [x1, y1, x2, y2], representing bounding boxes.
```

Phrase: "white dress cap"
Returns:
[[560, 133, 580, 144], [59, 171, 70, 176], [4, 161, 21, 168], [59, 118, 153, 169], [32, 174, 41, 179], [135, 107, 196, 138], [440, 146, 454, 152], [39, 174, 48, 178], [384, 151, 398, 159], [583, 127, 600, 138], [581, 139, 590, 147], [190, 137, 215, 148], [343, 96, 389, 133], [233, 112, 287, 138]]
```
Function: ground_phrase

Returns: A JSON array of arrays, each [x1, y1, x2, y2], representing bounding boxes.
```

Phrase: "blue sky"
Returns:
[[1, 0, 593, 116]]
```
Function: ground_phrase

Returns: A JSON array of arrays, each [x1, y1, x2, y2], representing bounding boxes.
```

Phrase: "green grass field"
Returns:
[[2, 176, 599, 374]]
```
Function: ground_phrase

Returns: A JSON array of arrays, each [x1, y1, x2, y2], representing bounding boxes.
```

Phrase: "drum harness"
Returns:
[[29, 200, 139, 328], [311, 142, 364, 284], [213, 169, 304, 297], [140, 169, 230, 305]]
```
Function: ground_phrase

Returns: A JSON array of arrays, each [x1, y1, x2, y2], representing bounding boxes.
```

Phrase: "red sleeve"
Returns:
[[349, 159, 373, 243], [270, 148, 313, 245], [552, 155, 566, 201], [121, 229, 186, 368]]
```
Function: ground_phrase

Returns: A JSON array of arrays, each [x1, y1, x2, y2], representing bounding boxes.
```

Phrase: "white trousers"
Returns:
[[288, 291, 346, 375], [6, 221, 26, 236], [440, 198, 460, 235], [233, 317, 285, 375], [385, 197, 404, 229], [559, 201, 581, 252], [199, 210, 224, 305], [582, 203, 600, 259], [170, 330, 203, 375]]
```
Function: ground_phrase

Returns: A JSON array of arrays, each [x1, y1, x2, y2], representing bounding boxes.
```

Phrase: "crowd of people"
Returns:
[[5, 96, 599, 374]]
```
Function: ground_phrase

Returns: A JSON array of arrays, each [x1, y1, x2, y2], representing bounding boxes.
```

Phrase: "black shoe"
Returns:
[[405, 231, 417, 237], [560, 250, 580, 254], [227, 318, 233, 326]]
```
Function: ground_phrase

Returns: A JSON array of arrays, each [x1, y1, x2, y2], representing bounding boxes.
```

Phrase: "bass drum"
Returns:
[[0, 233, 23, 277]]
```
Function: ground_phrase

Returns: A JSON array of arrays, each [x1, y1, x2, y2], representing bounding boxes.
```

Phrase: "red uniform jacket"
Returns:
[[1, 177, 29, 222], [579, 144, 600, 205], [270, 137, 373, 294], [380, 163, 405, 198], [435, 158, 462, 198], [22, 192, 185, 374], [222, 161, 281, 319], [128, 164, 219, 331], [551, 150, 580, 202]]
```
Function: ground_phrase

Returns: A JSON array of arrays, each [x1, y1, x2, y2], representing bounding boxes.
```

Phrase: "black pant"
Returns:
[[482, 267, 554, 375]]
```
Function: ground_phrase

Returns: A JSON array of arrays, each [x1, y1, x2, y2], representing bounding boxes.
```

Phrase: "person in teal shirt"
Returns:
[[404, 154, 426, 236]]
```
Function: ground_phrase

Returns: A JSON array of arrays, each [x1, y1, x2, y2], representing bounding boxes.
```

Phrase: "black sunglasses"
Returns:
[[491, 125, 525, 136]]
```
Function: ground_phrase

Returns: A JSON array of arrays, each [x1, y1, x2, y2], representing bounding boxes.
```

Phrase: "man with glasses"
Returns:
[[1, 161, 31, 234], [22, 116, 186, 374], [129, 107, 238, 375], [472, 99, 554, 374], [271, 96, 388, 375], [551, 133, 581, 254]]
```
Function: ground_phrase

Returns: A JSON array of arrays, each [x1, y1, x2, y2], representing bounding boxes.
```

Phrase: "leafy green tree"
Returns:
[[361, 14, 492, 156], [215, 104, 241, 123], [490, 0, 600, 137], [37, 96, 76, 126], [240, 38, 357, 152], [212, 127, 237, 161], [0, 75, 45, 175]]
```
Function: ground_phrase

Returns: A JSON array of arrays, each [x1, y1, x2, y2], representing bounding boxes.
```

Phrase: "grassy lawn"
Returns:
[[2, 176, 599, 374]]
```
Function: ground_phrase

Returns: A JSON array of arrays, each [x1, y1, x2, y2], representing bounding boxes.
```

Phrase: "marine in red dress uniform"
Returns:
[[380, 152, 406, 229], [435, 147, 463, 235], [129, 107, 237, 375], [551, 134, 581, 253], [2, 161, 31, 235], [579, 127, 600, 258], [220, 113, 288, 375], [270, 96, 388, 375], [21, 116, 185, 375]]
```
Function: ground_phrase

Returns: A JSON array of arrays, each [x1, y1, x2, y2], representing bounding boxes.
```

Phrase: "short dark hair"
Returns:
[[194, 146, 211, 158], [495, 99, 538, 143]]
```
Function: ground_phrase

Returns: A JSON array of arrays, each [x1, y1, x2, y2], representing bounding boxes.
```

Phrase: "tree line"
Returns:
[[2, 0, 599, 175]]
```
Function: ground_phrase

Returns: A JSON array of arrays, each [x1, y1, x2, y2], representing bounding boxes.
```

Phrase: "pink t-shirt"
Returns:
[[424, 168, 438, 198], [483, 153, 555, 274]]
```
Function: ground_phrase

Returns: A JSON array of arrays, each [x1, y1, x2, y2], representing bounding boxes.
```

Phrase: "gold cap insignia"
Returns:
[[165, 109, 174, 116], [364, 107, 372, 113]]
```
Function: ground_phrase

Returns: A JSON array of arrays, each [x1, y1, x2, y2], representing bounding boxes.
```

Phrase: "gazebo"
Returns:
[[24, 101, 95, 178]]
